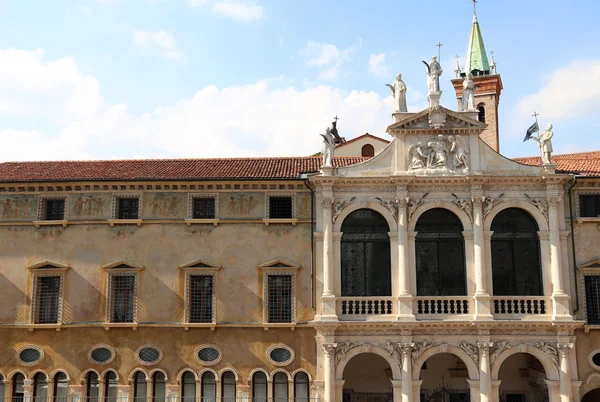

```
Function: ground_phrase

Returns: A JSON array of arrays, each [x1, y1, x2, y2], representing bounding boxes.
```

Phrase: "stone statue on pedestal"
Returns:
[[386, 73, 408, 113], [423, 56, 443, 94], [320, 127, 335, 168], [530, 124, 554, 164], [461, 73, 476, 111]]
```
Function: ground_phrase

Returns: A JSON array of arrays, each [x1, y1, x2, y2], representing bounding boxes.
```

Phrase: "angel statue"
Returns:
[[320, 127, 335, 167], [408, 142, 429, 170], [422, 56, 443, 94], [385, 73, 407, 113], [448, 135, 470, 170]]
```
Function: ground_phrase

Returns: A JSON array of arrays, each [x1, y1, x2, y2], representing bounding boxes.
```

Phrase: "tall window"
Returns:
[[269, 196, 293, 219], [221, 371, 236, 402], [415, 208, 466, 296], [201, 372, 216, 402], [580, 195, 600, 217], [267, 274, 293, 323], [361, 144, 375, 157], [491, 208, 542, 296], [153, 372, 166, 402], [33, 373, 48, 402], [294, 372, 309, 402], [181, 372, 196, 402], [189, 275, 214, 323], [54, 372, 69, 402], [273, 373, 288, 402], [0, 374, 4, 402], [117, 197, 140, 219], [33, 276, 62, 324], [13, 373, 25, 402], [104, 371, 118, 402], [341, 209, 391, 296], [86, 372, 100, 402], [478, 105, 486, 123], [42, 199, 66, 220], [585, 276, 600, 325], [133, 372, 147, 402], [252, 372, 267, 402], [110, 274, 136, 323], [192, 197, 216, 219]]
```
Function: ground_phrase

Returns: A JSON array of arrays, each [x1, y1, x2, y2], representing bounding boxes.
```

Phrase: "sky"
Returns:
[[0, 0, 599, 161]]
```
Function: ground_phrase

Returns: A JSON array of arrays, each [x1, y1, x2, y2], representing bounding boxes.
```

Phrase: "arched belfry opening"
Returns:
[[341, 209, 391, 297]]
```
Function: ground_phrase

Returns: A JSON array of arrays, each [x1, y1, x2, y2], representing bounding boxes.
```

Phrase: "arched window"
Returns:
[[341, 209, 391, 296], [0, 374, 5, 401], [252, 372, 267, 402], [294, 372, 309, 402], [54, 372, 69, 402], [478, 104, 485, 123], [133, 372, 147, 402], [491, 208, 542, 296], [86, 372, 100, 402], [33, 373, 48, 402], [361, 144, 375, 157], [201, 372, 216, 402], [181, 372, 196, 402], [415, 208, 466, 296], [104, 371, 118, 402], [221, 371, 236, 402], [273, 372, 288, 402], [152, 372, 166, 402], [12, 373, 25, 402]]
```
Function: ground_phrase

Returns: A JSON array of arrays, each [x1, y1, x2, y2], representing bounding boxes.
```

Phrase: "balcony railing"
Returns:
[[491, 296, 551, 319], [413, 297, 471, 319], [337, 297, 395, 319], [20, 397, 318, 402]]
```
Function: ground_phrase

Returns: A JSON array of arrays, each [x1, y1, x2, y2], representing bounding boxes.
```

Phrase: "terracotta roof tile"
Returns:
[[513, 151, 600, 176], [0, 157, 368, 182]]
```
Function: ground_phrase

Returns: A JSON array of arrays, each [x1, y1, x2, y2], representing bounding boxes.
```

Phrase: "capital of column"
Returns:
[[477, 342, 493, 356], [322, 343, 337, 356], [472, 196, 484, 208], [557, 342, 574, 356], [398, 343, 415, 355], [321, 197, 334, 210], [396, 196, 410, 208], [547, 195, 562, 207]]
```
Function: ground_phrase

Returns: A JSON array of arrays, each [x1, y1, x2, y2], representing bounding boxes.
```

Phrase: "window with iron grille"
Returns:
[[44, 199, 65, 220], [269, 196, 293, 219], [585, 276, 600, 325], [34, 276, 61, 324], [110, 275, 136, 323], [267, 274, 293, 323], [580, 195, 600, 217], [192, 198, 216, 219], [188, 275, 214, 323], [117, 198, 139, 219]]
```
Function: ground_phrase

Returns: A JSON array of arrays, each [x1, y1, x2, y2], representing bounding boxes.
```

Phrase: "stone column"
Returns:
[[557, 343, 573, 402], [146, 377, 153, 402], [335, 380, 345, 402], [399, 343, 414, 402], [215, 379, 222, 401], [69, 385, 84, 402], [333, 232, 343, 296], [411, 380, 422, 402], [98, 379, 106, 402], [236, 384, 250, 400], [23, 379, 33, 402], [396, 195, 414, 320], [478, 342, 492, 402], [165, 385, 179, 402], [472, 195, 492, 320], [321, 195, 337, 320], [490, 381, 501, 402], [547, 196, 570, 320], [544, 380, 561, 402], [391, 380, 402, 402], [117, 385, 130, 402], [323, 344, 337, 402], [467, 380, 480, 402], [287, 379, 294, 402]]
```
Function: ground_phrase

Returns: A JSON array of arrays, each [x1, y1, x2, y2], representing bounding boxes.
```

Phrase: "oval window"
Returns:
[[18, 346, 43, 366], [90, 346, 115, 365], [137, 346, 162, 365], [195, 345, 222, 366], [267, 345, 294, 366]]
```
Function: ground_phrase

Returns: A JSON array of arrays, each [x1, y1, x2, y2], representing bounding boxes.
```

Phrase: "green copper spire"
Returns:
[[464, 13, 490, 75]]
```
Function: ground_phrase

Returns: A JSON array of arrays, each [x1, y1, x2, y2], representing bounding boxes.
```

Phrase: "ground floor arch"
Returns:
[[341, 353, 397, 402], [582, 388, 600, 402], [418, 353, 473, 402], [497, 353, 550, 402]]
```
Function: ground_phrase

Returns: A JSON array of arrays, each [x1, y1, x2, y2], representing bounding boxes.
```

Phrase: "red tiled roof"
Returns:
[[513, 151, 600, 177], [0, 157, 369, 182]]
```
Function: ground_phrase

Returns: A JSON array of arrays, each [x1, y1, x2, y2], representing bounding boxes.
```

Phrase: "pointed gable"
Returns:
[[101, 260, 144, 272], [178, 258, 221, 270], [27, 260, 70, 272]]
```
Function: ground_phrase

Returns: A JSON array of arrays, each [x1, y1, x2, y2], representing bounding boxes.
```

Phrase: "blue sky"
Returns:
[[0, 0, 598, 161]]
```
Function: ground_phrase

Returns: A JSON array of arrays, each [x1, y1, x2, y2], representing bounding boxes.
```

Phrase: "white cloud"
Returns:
[[133, 30, 186, 62], [187, 0, 264, 22], [0, 48, 431, 162], [302, 41, 357, 81], [368, 53, 389, 77]]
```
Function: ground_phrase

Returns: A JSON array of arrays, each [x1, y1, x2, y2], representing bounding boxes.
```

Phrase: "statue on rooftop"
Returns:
[[385, 73, 408, 113], [461, 73, 476, 111], [530, 124, 554, 164], [423, 56, 443, 94], [320, 127, 335, 168]]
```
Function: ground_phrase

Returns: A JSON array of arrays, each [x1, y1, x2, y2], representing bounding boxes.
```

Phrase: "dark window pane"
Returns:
[[36, 276, 61, 324], [478, 105, 486, 123], [361, 144, 375, 157], [269, 196, 292, 219], [221, 371, 236, 401], [580, 195, 600, 217], [118, 198, 139, 219], [44, 199, 65, 220], [111, 275, 135, 322], [189, 275, 213, 323], [252, 372, 267, 402], [193, 198, 215, 219], [585, 276, 600, 325], [268, 275, 292, 323]]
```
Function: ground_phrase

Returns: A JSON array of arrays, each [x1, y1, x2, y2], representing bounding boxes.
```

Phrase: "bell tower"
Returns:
[[452, 10, 503, 152]]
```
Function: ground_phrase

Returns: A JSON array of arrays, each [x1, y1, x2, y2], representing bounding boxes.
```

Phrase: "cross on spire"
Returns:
[[333, 115, 339, 123], [532, 111, 540, 124], [471, 0, 478, 15], [436, 42, 443, 59]]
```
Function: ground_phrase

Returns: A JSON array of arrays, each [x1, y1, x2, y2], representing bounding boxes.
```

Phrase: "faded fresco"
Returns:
[[0, 195, 36, 220], [143, 193, 186, 218], [296, 193, 312, 219], [70, 194, 110, 219], [221, 192, 264, 219]]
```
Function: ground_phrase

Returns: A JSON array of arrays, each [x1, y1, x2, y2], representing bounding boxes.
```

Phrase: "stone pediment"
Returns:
[[387, 106, 485, 134], [578, 258, 600, 272]]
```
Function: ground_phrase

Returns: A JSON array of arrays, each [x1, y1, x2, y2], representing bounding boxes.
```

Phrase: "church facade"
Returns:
[[1, 11, 600, 402]]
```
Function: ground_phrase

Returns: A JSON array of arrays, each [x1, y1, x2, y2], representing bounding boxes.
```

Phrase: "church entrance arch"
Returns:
[[497, 353, 550, 402], [418, 353, 472, 402], [341, 353, 394, 402]]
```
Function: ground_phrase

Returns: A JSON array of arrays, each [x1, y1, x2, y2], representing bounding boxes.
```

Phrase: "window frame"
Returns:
[[578, 192, 600, 219], [186, 193, 219, 226], [102, 261, 144, 326], [109, 193, 142, 226], [264, 193, 297, 226], [28, 261, 69, 327], [260, 260, 300, 324], [34, 195, 68, 228], [179, 259, 221, 326], [580, 261, 600, 327]]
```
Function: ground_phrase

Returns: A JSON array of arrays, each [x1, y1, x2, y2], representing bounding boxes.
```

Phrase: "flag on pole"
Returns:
[[523, 121, 539, 142]]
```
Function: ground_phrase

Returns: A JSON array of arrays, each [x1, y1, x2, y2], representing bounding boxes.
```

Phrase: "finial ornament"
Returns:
[[472, 0, 478, 15], [454, 55, 462, 78], [386, 73, 408, 113]]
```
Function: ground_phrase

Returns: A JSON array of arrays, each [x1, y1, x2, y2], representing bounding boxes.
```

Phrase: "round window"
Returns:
[[136, 346, 162, 366], [267, 345, 294, 366], [89, 345, 115, 365], [17, 345, 44, 366], [593, 353, 600, 368], [195, 345, 222, 366]]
